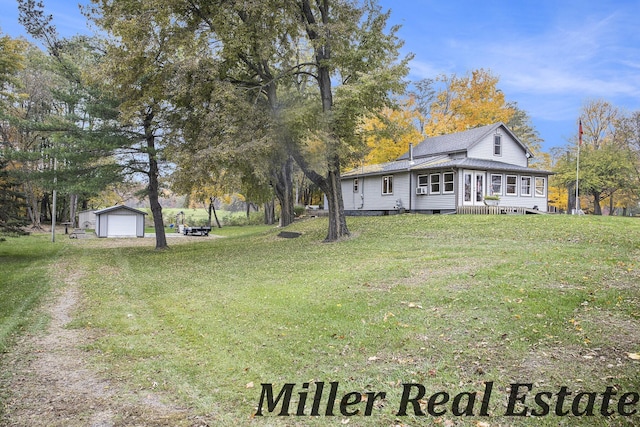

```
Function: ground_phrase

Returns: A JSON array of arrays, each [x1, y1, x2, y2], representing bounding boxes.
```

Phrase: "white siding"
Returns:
[[343, 173, 410, 211], [95, 208, 146, 238], [414, 194, 456, 210], [467, 130, 528, 167], [413, 170, 457, 211], [342, 178, 362, 210], [78, 210, 96, 229]]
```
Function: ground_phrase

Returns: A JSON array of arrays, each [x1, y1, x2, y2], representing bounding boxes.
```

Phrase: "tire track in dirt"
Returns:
[[1, 264, 208, 426]]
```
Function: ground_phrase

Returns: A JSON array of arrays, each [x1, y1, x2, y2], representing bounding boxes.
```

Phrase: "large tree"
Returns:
[[291, 0, 409, 241], [164, 0, 409, 241], [359, 98, 424, 165], [167, 0, 305, 228], [84, 0, 205, 249], [422, 69, 515, 136], [164, 32, 287, 226], [16, 2, 127, 229], [554, 100, 639, 215]]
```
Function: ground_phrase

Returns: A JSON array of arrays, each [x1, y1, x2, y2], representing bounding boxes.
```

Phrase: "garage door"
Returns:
[[107, 214, 137, 237]]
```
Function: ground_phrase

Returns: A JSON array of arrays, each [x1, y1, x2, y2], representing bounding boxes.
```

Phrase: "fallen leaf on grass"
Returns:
[[246, 382, 254, 388], [627, 352, 640, 360]]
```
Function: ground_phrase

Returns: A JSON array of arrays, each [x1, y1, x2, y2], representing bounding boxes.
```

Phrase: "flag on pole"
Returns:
[[579, 119, 583, 145]]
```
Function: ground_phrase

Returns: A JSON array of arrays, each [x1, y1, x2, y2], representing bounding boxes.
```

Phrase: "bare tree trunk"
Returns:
[[264, 199, 275, 225], [24, 181, 42, 229], [609, 193, 614, 215], [293, 151, 350, 242], [42, 193, 50, 222], [274, 156, 295, 227], [298, 0, 350, 241], [209, 196, 221, 228], [59, 196, 67, 225], [69, 194, 78, 227], [144, 111, 168, 249], [592, 190, 602, 215], [323, 155, 349, 241]]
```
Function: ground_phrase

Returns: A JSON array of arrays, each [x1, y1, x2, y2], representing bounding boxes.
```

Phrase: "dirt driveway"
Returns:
[[0, 262, 209, 426]]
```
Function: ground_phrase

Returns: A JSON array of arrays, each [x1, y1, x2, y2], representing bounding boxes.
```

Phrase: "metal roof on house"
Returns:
[[397, 122, 532, 160], [343, 156, 551, 178], [412, 158, 552, 174], [94, 205, 148, 216], [342, 155, 449, 178], [342, 123, 551, 179]]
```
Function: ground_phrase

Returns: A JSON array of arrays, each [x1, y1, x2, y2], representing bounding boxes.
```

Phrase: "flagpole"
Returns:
[[574, 119, 582, 215], [575, 143, 580, 214], [51, 156, 57, 242]]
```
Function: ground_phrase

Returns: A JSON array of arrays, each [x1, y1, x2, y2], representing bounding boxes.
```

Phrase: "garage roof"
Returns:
[[94, 205, 148, 215]]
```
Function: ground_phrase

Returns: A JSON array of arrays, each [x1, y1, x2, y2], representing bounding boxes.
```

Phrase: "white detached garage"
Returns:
[[94, 205, 147, 238]]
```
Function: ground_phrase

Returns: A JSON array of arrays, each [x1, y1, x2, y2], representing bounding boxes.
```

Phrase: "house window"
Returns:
[[494, 135, 502, 156], [430, 173, 441, 194], [475, 174, 484, 202], [382, 175, 393, 195], [443, 172, 454, 193], [353, 178, 359, 193], [506, 175, 517, 195], [535, 177, 546, 197], [491, 174, 503, 195], [521, 176, 532, 196], [417, 175, 429, 187], [464, 173, 472, 202]]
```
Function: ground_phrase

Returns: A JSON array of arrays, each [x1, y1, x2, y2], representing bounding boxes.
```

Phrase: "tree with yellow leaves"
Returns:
[[361, 98, 424, 165], [424, 69, 515, 136]]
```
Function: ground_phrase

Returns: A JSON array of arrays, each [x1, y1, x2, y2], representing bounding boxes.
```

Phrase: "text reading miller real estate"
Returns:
[[255, 381, 639, 418]]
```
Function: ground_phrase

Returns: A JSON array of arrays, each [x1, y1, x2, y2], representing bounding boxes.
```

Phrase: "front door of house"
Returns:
[[463, 171, 486, 206]]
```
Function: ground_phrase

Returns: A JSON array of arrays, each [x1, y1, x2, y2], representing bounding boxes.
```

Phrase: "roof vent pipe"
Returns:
[[409, 143, 414, 162]]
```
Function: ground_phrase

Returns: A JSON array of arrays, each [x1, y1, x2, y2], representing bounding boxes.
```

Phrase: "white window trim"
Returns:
[[521, 176, 532, 197], [535, 177, 546, 197], [490, 174, 503, 196], [506, 175, 517, 196], [494, 135, 502, 157], [353, 178, 359, 193], [430, 173, 441, 194], [417, 174, 429, 188], [443, 172, 454, 194], [382, 175, 393, 195]]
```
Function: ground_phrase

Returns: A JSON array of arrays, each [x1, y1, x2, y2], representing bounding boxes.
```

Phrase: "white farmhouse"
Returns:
[[341, 123, 552, 215]]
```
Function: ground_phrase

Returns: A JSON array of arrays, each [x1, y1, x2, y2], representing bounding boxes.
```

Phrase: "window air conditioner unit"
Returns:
[[416, 187, 428, 195]]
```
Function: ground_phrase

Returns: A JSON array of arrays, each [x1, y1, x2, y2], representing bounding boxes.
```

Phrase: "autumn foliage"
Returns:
[[361, 98, 424, 165], [424, 69, 515, 136]]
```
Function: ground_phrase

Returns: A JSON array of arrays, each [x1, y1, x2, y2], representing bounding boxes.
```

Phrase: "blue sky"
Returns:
[[2, 0, 639, 153]]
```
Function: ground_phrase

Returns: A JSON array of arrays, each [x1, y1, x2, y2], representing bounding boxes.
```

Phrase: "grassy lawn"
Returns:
[[0, 235, 62, 353], [2, 214, 640, 426]]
